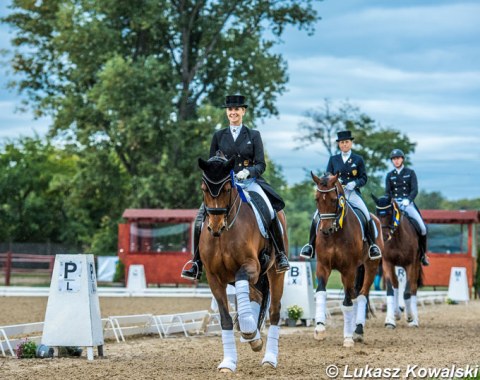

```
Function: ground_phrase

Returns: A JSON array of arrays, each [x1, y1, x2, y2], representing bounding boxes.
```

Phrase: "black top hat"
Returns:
[[223, 95, 248, 108], [336, 130, 354, 142]]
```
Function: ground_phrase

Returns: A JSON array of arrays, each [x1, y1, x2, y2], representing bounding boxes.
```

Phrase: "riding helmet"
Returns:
[[390, 149, 405, 159]]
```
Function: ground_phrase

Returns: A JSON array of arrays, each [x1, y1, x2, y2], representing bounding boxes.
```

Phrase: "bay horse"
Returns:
[[372, 195, 423, 328], [198, 156, 286, 372], [311, 172, 382, 347]]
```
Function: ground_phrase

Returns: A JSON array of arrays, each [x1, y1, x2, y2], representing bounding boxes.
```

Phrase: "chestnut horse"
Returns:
[[311, 172, 382, 347], [198, 156, 286, 372], [372, 195, 423, 328]]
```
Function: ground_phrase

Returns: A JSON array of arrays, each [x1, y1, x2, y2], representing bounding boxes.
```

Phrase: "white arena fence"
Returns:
[[0, 288, 448, 357]]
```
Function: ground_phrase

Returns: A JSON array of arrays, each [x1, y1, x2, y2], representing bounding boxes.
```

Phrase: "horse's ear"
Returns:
[[198, 157, 208, 171], [371, 193, 379, 204], [225, 156, 235, 171], [310, 170, 319, 183]]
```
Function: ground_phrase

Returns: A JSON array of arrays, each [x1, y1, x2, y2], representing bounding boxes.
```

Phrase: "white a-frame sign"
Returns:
[[42, 254, 104, 360]]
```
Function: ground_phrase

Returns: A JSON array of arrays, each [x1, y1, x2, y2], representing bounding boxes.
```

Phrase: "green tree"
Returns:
[[2, 0, 320, 207], [1, 0, 321, 249], [297, 100, 416, 209], [0, 136, 77, 243]]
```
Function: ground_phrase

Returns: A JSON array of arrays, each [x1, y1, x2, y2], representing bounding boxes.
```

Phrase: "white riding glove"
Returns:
[[345, 181, 356, 191], [236, 168, 250, 180], [401, 199, 410, 207]]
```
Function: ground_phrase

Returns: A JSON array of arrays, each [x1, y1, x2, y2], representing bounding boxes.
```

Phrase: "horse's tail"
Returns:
[[354, 264, 364, 296], [255, 273, 270, 329], [417, 263, 424, 288]]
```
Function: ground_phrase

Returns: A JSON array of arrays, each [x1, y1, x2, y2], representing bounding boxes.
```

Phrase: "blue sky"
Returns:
[[1, 1, 479, 200]]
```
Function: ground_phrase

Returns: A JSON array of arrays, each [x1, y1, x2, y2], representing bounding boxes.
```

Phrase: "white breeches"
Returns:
[[397, 201, 426, 235], [345, 189, 371, 220], [246, 182, 274, 219]]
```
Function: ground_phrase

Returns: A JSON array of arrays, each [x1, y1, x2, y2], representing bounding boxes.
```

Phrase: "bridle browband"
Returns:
[[315, 182, 348, 231], [375, 200, 401, 239], [202, 171, 242, 231]]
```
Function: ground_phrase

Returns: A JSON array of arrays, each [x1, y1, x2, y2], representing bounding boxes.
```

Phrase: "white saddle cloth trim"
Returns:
[[238, 187, 269, 239], [349, 204, 378, 240]]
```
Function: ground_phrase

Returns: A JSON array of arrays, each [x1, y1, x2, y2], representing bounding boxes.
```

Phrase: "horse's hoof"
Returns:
[[314, 331, 326, 341], [314, 324, 326, 341], [343, 337, 354, 348], [249, 338, 263, 352], [218, 360, 236, 373], [353, 332, 364, 343], [262, 361, 276, 369], [408, 321, 419, 328], [385, 317, 396, 328], [406, 315, 414, 323], [262, 353, 278, 368], [241, 331, 257, 340]]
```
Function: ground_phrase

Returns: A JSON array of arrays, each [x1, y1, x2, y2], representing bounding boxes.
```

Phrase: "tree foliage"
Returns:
[[1, 0, 320, 251], [0, 136, 76, 242]]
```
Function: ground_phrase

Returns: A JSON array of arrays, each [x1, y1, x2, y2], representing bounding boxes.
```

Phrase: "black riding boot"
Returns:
[[269, 214, 290, 273], [181, 205, 205, 280], [419, 234, 429, 266], [366, 219, 382, 260], [300, 213, 319, 259]]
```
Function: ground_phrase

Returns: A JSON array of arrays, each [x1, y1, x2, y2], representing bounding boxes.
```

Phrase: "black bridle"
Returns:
[[315, 182, 348, 233], [202, 171, 242, 231], [375, 201, 401, 240]]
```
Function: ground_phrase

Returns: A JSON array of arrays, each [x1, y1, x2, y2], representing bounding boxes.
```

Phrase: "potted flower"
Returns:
[[286, 305, 303, 327], [16, 339, 37, 359]]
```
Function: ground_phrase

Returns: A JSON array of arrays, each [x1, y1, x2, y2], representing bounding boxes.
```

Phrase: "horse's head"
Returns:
[[371, 194, 399, 241], [199, 156, 236, 237], [311, 171, 345, 236]]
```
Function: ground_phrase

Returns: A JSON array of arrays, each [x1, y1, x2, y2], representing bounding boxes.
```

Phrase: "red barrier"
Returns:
[[0, 252, 55, 286]]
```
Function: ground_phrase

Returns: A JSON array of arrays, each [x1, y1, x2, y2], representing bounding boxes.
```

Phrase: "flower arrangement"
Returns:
[[287, 305, 304, 321], [16, 339, 37, 359]]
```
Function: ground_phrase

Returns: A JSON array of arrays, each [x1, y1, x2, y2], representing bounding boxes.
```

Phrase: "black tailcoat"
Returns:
[[209, 126, 285, 211], [326, 152, 368, 194], [385, 167, 418, 202]]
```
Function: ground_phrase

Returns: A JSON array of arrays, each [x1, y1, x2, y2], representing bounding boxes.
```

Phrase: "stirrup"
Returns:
[[299, 244, 314, 259], [181, 260, 201, 280], [421, 255, 430, 266], [275, 255, 290, 274], [368, 244, 382, 260]]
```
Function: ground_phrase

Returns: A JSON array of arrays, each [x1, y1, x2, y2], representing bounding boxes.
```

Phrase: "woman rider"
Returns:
[[386, 148, 429, 266], [300, 130, 382, 260], [181, 95, 290, 280]]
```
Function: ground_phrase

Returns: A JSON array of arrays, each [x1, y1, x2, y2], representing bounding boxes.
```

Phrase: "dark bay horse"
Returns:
[[198, 156, 286, 372], [311, 172, 382, 347], [372, 195, 423, 328]]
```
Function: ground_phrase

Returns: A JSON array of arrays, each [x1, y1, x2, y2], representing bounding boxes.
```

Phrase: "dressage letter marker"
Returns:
[[281, 262, 315, 323], [42, 254, 104, 360], [447, 267, 469, 303]]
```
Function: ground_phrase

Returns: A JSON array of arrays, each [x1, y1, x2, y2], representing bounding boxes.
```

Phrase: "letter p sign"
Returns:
[[64, 262, 77, 280], [59, 259, 82, 293]]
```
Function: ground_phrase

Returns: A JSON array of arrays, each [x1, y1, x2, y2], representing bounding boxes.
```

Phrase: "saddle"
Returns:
[[404, 213, 422, 236], [350, 205, 368, 240], [247, 191, 272, 232]]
